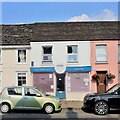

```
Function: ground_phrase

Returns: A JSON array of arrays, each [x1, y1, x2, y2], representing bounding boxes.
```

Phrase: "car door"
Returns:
[[7, 87, 23, 108], [108, 89, 120, 109], [23, 87, 42, 109], [114, 89, 120, 108]]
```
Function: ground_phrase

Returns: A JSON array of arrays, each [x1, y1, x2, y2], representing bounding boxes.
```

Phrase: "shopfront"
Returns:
[[30, 67, 55, 95], [30, 66, 92, 100]]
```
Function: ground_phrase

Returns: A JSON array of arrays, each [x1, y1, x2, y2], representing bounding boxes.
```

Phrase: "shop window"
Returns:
[[67, 45, 78, 62], [17, 72, 27, 86], [33, 73, 54, 92], [118, 45, 120, 63], [68, 73, 89, 92], [17, 50, 26, 63], [42, 46, 52, 62], [96, 45, 107, 63]]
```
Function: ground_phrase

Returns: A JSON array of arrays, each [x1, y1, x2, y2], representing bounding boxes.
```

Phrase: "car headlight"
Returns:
[[53, 98, 60, 102], [87, 96, 94, 100], [84, 95, 89, 101]]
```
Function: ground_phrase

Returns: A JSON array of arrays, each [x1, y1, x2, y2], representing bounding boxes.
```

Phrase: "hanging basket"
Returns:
[[106, 73, 115, 79], [92, 74, 99, 81]]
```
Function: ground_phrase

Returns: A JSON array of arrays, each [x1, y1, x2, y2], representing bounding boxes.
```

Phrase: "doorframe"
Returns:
[[96, 70, 108, 93], [56, 73, 66, 99]]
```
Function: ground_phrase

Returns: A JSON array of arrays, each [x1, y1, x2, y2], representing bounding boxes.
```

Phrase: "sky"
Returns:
[[1, 1, 119, 24]]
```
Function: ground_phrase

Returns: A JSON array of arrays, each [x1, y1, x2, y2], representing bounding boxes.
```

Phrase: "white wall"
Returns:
[[30, 41, 90, 69]]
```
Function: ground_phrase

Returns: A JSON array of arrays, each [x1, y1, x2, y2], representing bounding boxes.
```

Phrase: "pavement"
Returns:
[[61, 100, 83, 109]]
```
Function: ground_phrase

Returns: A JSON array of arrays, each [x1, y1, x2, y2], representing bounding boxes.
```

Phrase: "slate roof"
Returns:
[[1, 24, 33, 45], [1, 21, 120, 45]]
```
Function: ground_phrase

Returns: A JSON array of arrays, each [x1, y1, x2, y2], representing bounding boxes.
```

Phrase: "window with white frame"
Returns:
[[0, 72, 2, 87], [118, 45, 120, 62], [96, 45, 107, 63], [42, 46, 52, 62], [17, 72, 27, 86], [18, 50, 26, 63], [67, 45, 78, 62]]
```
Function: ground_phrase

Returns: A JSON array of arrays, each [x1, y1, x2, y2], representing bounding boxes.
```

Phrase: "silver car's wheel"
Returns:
[[94, 101, 109, 115], [1, 104, 10, 113], [44, 104, 54, 114]]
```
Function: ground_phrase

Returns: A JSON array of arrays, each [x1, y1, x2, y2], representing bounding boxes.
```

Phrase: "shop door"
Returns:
[[97, 71, 107, 93], [56, 74, 65, 99]]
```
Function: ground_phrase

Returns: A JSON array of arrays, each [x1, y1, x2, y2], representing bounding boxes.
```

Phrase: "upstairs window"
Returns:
[[18, 50, 26, 63], [96, 45, 107, 63], [42, 46, 52, 62], [67, 45, 78, 62], [118, 45, 120, 63]]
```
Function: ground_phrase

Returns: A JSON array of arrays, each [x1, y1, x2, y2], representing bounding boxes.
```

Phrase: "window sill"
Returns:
[[42, 61, 53, 62], [95, 62, 108, 64], [42, 61, 53, 64], [67, 61, 78, 64], [17, 62, 28, 65]]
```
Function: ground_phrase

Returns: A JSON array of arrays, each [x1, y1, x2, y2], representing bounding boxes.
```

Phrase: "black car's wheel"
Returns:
[[0, 103, 10, 113], [43, 103, 54, 114], [94, 101, 109, 115]]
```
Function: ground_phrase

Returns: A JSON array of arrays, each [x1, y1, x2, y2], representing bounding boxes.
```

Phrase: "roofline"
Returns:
[[31, 39, 120, 42], [0, 45, 31, 49], [0, 21, 119, 26]]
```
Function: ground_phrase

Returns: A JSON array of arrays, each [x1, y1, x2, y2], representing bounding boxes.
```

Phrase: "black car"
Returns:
[[83, 83, 120, 115]]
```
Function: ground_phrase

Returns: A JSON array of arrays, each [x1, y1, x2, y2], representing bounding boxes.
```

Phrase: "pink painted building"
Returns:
[[118, 40, 120, 83], [90, 40, 119, 93]]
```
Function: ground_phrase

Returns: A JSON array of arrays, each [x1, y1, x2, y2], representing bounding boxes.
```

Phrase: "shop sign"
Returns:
[[66, 66, 92, 72], [30, 67, 55, 73], [30, 66, 92, 73]]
